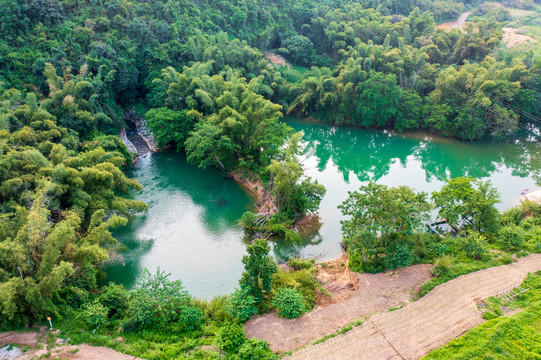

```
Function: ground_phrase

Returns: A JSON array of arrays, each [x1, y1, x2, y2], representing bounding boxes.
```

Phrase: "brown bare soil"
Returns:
[[286, 253, 541, 360], [17, 344, 143, 360], [502, 27, 537, 47], [263, 51, 288, 67], [315, 254, 360, 307], [435, 11, 471, 32], [245, 263, 433, 352], [230, 170, 278, 215], [0, 330, 142, 360], [0, 332, 39, 347]]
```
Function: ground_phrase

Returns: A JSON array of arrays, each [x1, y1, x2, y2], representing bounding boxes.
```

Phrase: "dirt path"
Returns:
[[435, 11, 471, 31], [0, 331, 142, 360], [245, 264, 433, 351], [286, 253, 541, 360], [14, 344, 143, 360]]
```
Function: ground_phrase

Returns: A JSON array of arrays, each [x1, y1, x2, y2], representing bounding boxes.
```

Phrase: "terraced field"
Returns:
[[286, 254, 541, 360]]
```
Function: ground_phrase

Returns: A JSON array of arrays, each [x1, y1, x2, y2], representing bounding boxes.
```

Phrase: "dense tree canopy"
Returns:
[[1, 0, 540, 334], [0, 88, 146, 327]]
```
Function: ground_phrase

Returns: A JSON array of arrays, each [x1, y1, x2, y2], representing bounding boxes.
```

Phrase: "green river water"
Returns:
[[102, 119, 541, 298]]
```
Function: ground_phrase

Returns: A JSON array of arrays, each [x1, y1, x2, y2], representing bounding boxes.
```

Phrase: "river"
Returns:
[[102, 119, 541, 298]]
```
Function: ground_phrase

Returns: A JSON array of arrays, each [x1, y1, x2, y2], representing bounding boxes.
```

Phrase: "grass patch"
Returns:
[[422, 272, 541, 359], [311, 319, 364, 345], [416, 251, 515, 299]]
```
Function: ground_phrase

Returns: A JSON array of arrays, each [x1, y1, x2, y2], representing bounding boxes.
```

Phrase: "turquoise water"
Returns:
[[103, 120, 541, 298]]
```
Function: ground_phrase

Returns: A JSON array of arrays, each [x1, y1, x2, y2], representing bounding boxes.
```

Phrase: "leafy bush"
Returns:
[[348, 253, 386, 274], [499, 225, 525, 249], [427, 242, 449, 259], [411, 233, 441, 260], [124, 268, 192, 332], [286, 257, 315, 271], [227, 289, 258, 322], [272, 287, 305, 319], [500, 206, 525, 226], [99, 283, 129, 318], [239, 239, 278, 303], [284, 229, 301, 244], [461, 232, 488, 259], [216, 323, 246, 352], [236, 338, 275, 360], [434, 255, 456, 277], [196, 295, 232, 324], [385, 243, 414, 270], [80, 300, 109, 329], [272, 268, 318, 309], [239, 211, 257, 229], [177, 305, 204, 332], [481, 311, 498, 320]]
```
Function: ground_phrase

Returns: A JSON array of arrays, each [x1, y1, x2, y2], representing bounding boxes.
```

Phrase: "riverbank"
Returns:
[[229, 169, 278, 215]]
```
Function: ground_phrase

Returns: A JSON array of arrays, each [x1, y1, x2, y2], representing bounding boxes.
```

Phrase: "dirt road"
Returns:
[[435, 11, 471, 31], [245, 264, 433, 351], [452, 11, 471, 28], [286, 253, 541, 360], [0, 331, 142, 360]]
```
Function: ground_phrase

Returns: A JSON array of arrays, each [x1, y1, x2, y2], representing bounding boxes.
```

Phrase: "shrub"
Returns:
[[461, 232, 488, 259], [178, 305, 204, 331], [482, 311, 498, 320], [434, 255, 456, 277], [499, 225, 525, 249], [498, 253, 513, 265], [272, 268, 318, 309], [349, 253, 386, 274], [124, 268, 192, 331], [272, 287, 305, 319], [216, 323, 246, 352], [427, 242, 449, 259], [195, 295, 232, 324], [500, 206, 525, 226], [99, 283, 129, 318], [385, 243, 414, 270], [227, 289, 258, 322], [80, 301, 109, 329], [239, 211, 257, 229], [236, 339, 275, 360], [286, 257, 314, 271], [411, 233, 441, 260], [284, 229, 301, 244]]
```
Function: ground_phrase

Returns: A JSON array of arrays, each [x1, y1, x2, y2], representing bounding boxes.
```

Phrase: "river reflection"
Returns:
[[101, 152, 253, 298], [287, 119, 541, 261], [103, 119, 541, 298]]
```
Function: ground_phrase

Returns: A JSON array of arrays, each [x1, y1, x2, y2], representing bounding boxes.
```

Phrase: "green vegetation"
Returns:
[[0, 0, 540, 357], [423, 272, 541, 359], [340, 182, 432, 272], [432, 177, 500, 233], [272, 287, 306, 319], [341, 177, 540, 289], [312, 319, 364, 345]]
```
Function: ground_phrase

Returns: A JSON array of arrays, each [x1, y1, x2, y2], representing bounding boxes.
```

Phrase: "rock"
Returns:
[[0, 345, 22, 360], [118, 128, 138, 155]]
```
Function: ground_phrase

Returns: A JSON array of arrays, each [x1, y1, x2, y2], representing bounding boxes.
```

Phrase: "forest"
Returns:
[[0, 0, 540, 358]]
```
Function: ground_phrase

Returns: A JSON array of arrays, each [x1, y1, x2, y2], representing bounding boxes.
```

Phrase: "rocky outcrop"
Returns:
[[126, 109, 157, 152], [118, 128, 138, 155]]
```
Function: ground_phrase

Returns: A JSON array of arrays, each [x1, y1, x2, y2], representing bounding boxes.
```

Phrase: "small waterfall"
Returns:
[[121, 109, 158, 157]]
